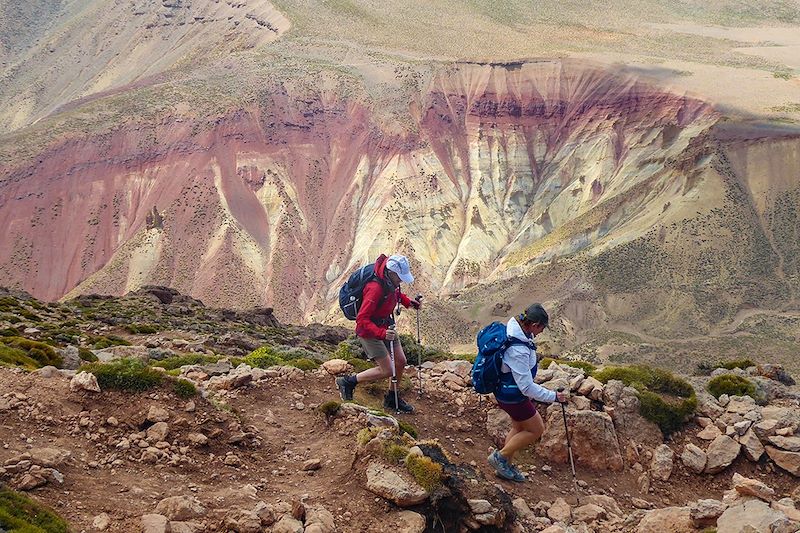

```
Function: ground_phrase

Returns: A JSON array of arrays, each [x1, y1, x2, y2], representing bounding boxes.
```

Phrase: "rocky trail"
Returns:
[[1, 288, 800, 532]]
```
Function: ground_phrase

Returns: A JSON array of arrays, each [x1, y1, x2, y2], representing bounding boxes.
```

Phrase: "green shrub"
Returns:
[[288, 357, 320, 371], [721, 359, 756, 371], [173, 379, 197, 399], [124, 324, 159, 334], [89, 335, 131, 349], [0, 486, 70, 533], [594, 364, 696, 435], [398, 420, 418, 439], [405, 455, 443, 492], [707, 374, 757, 400], [78, 347, 98, 362], [0, 327, 20, 337], [81, 358, 164, 391], [19, 309, 42, 322], [244, 346, 285, 368], [276, 346, 316, 361], [383, 443, 410, 463], [152, 354, 216, 371], [0, 337, 62, 368], [334, 341, 356, 360]]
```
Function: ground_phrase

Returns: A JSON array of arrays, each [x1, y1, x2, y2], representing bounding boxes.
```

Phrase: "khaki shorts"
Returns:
[[360, 337, 401, 360]]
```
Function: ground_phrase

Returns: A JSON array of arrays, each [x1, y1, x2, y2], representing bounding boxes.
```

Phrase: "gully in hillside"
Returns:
[[336, 254, 421, 413]]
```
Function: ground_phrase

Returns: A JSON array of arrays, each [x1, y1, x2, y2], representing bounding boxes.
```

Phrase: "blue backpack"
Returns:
[[338, 263, 391, 320], [471, 321, 530, 394]]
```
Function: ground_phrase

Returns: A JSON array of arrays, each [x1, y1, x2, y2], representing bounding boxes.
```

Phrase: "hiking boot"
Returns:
[[487, 449, 517, 481], [336, 376, 356, 401], [383, 392, 415, 413], [508, 463, 527, 483]]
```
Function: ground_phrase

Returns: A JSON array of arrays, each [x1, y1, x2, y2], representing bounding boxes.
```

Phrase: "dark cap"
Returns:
[[520, 303, 548, 327]]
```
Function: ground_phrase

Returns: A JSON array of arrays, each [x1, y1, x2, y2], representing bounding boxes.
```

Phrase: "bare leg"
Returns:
[[500, 411, 545, 462], [355, 355, 393, 383]]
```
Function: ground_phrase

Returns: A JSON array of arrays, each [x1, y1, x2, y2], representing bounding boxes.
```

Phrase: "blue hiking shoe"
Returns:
[[508, 463, 527, 483], [487, 450, 517, 481]]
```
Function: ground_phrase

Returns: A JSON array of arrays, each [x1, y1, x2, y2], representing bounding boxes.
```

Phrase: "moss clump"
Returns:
[[81, 358, 164, 391], [244, 346, 284, 368], [405, 455, 443, 492], [0, 327, 20, 337], [173, 379, 197, 399], [318, 400, 341, 418], [89, 335, 131, 349], [398, 420, 418, 439], [0, 486, 70, 532], [593, 364, 696, 435], [707, 374, 757, 400], [0, 337, 62, 368], [288, 357, 320, 371]]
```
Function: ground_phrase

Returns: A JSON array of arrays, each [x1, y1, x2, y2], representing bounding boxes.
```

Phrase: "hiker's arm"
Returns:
[[355, 282, 387, 339], [505, 346, 557, 403], [398, 292, 413, 308]]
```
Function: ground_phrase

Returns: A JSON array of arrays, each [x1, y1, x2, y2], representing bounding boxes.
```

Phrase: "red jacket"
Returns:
[[355, 254, 413, 339]]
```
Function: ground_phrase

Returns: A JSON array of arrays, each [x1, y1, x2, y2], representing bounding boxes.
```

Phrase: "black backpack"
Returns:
[[338, 263, 391, 320]]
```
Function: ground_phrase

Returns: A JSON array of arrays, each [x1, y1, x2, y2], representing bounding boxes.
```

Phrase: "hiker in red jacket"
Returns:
[[336, 254, 420, 412]]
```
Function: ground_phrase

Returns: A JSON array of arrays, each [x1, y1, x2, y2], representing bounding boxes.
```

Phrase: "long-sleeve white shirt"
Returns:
[[500, 317, 557, 403]]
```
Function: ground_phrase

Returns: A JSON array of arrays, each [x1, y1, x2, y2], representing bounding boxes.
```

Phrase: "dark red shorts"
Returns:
[[497, 399, 537, 422]]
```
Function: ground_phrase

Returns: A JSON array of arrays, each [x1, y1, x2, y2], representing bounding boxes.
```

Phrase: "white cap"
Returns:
[[386, 255, 414, 284]]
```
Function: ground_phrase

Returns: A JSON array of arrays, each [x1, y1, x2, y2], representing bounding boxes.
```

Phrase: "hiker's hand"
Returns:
[[410, 299, 421, 310], [384, 329, 397, 341], [556, 391, 569, 404]]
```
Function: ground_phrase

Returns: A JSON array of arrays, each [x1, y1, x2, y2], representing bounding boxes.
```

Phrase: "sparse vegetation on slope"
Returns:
[[594, 364, 697, 434], [0, 486, 70, 533]]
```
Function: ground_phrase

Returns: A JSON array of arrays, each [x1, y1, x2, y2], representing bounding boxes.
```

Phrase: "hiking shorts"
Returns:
[[359, 337, 401, 360], [497, 399, 537, 422]]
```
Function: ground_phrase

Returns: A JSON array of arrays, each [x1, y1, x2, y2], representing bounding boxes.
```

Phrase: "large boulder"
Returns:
[[605, 383, 663, 448], [486, 408, 512, 448], [716, 499, 791, 532], [540, 407, 623, 471]]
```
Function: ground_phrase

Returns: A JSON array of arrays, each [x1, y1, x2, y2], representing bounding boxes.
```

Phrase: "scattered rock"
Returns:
[[321, 359, 350, 375], [689, 499, 727, 528], [704, 435, 740, 474], [92, 513, 111, 531], [636, 506, 694, 533], [681, 443, 706, 474], [732, 472, 775, 501], [141, 514, 170, 533], [155, 496, 205, 521], [717, 499, 790, 532], [70, 372, 100, 393], [764, 446, 800, 476], [650, 444, 674, 481]]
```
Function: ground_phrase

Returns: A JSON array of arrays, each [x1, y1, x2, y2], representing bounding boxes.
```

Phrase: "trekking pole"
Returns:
[[414, 294, 423, 397], [558, 388, 580, 504], [388, 325, 400, 415]]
